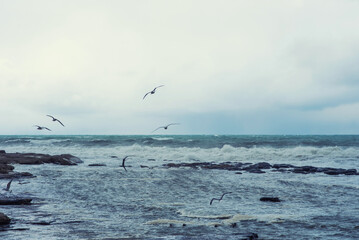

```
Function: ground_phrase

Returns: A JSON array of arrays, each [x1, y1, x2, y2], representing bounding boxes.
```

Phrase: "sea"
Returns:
[[0, 135, 358, 240]]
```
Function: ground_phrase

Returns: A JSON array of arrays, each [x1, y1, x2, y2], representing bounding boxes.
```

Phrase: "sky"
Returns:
[[1, 0, 359, 135]]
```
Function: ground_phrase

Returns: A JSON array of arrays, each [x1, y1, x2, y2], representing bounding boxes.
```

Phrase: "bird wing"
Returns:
[[167, 123, 180, 127], [152, 126, 164, 133], [122, 165, 127, 171], [154, 85, 164, 90], [46, 115, 55, 119], [56, 119, 65, 126], [6, 179, 12, 191], [143, 92, 151, 99], [210, 198, 219, 205], [44, 127, 52, 131]]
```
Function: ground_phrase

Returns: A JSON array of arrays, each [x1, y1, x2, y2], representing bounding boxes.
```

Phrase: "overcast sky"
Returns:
[[1, 0, 359, 135]]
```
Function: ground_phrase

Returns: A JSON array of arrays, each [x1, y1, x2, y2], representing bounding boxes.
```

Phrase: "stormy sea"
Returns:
[[0, 135, 359, 240]]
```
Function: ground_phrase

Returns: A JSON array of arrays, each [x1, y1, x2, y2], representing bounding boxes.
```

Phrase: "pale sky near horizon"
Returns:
[[1, 0, 359, 135]]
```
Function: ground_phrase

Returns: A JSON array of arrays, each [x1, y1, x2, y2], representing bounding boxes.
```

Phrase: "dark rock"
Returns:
[[0, 212, 11, 225], [0, 164, 14, 174], [0, 150, 5, 154], [242, 233, 259, 240], [272, 164, 295, 169], [235, 172, 243, 174], [163, 161, 358, 176], [88, 164, 106, 167], [0, 198, 32, 205], [260, 197, 281, 202], [30, 221, 54, 225], [253, 162, 272, 169], [344, 169, 358, 175], [0, 172, 34, 179], [0, 152, 82, 165], [243, 162, 271, 171], [292, 166, 318, 174], [247, 169, 266, 174], [324, 168, 347, 175]]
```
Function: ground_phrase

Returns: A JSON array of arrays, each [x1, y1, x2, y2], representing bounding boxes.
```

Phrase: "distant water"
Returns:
[[1, 135, 359, 239]]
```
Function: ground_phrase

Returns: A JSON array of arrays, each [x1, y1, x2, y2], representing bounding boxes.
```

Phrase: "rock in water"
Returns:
[[0, 198, 32, 205], [260, 197, 281, 202], [0, 212, 11, 225]]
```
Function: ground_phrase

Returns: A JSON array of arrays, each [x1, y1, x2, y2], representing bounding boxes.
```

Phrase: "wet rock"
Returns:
[[272, 164, 295, 169], [0, 172, 34, 179], [323, 168, 347, 175], [247, 169, 266, 174], [242, 233, 259, 240], [0, 163, 14, 174], [163, 161, 358, 176], [30, 221, 55, 225], [344, 169, 358, 175], [0, 152, 82, 165], [0, 212, 11, 225], [0, 150, 5, 154], [0, 198, 32, 205], [292, 166, 318, 174], [88, 163, 107, 167], [260, 197, 281, 202]]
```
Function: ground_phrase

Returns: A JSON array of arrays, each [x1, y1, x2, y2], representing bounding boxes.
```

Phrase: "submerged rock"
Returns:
[[0, 198, 32, 205], [260, 197, 281, 202], [88, 163, 107, 167], [0, 212, 11, 225]]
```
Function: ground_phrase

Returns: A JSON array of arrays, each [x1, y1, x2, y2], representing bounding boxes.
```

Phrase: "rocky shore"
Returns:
[[163, 161, 359, 176], [0, 150, 82, 226]]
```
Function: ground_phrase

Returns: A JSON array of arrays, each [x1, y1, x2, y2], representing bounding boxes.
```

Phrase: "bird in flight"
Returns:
[[143, 85, 164, 100], [121, 155, 134, 171], [152, 123, 180, 133], [34, 125, 51, 131], [3, 179, 13, 192], [47, 115, 65, 126], [210, 192, 232, 205]]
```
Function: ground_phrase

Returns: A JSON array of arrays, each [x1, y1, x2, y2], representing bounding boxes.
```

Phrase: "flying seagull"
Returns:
[[3, 179, 13, 192], [121, 155, 134, 171], [210, 192, 232, 205], [143, 85, 164, 100], [34, 125, 51, 131], [47, 115, 65, 126], [152, 123, 180, 133]]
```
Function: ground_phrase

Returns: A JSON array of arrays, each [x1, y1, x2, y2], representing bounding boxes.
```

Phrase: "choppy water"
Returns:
[[1, 135, 359, 239]]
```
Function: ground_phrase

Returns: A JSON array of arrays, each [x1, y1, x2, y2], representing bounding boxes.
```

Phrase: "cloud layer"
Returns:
[[1, 0, 359, 134]]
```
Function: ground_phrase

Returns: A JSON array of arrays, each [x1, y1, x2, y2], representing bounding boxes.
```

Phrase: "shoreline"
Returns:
[[0, 150, 82, 226]]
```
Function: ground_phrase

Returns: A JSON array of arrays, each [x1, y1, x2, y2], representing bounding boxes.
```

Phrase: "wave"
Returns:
[[2, 135, 359, 148]]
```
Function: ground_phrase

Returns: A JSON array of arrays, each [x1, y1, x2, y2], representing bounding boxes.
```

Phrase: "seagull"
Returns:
[[34, 125, 51, 131], [143, 85, 164, 100], [121, 155, 134, 171], [152, 123, 180, 132], [210, 192, 232, 205], [3, 179, 13, 192], [47, 115, 65, 126]]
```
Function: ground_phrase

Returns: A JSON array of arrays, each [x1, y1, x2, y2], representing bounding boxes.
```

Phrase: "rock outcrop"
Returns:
[[164, 161, 358, 176], [0, 212, 11, 225], [0, 151, 82, 179]]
